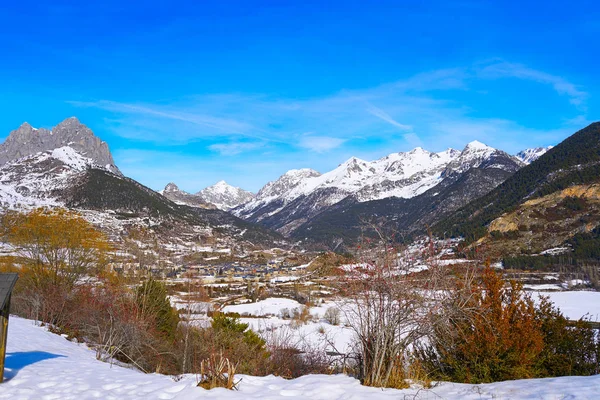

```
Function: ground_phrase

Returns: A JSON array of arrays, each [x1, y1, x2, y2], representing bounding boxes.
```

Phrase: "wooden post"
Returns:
[[0, 295, 10, 383], [0, 273, 18, 384]]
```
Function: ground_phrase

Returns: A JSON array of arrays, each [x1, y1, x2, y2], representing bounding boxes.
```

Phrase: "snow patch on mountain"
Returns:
[[516, 146, 553, 165], [0, 146, 113, 209], [50, 146, 95, 171], [233, 141, 524, 234], [197, 180, 254, 210]]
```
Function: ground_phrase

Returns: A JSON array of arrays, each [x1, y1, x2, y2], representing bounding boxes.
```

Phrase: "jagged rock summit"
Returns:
[[0, 117, 120, 174], [159, 182, 216, 209], [232, 141, 525, 239], [515, 146, 553, 165], [160, 181, 253, 210], [196, 180, 254, 210]]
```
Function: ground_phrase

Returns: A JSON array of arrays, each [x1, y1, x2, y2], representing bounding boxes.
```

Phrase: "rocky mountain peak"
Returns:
[[56, 116, 82, 126], [440, 141, 521, 176], [18, 121, 36, 130], [197, 181, 254, 210], [516, 146, 553, 165], [0, 117, 120, 174], [163, 182, 180, 192], [408, 146, 428, 154], [255, 169, 321, 199], [464, 140, 491, 150]]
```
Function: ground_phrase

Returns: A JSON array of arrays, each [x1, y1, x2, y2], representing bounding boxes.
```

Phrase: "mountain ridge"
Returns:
[[233, 141, 525, 241], [433, 122, 600, 244], [196, 180, 254, 210], [0, 117, 120, 174]]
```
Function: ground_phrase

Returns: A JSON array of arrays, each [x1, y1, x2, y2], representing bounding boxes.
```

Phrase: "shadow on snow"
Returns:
[[3, 351, 65, 381]]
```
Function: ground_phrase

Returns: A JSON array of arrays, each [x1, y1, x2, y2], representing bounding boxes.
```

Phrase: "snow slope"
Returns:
[[4, 316, 600, 399], [222, 297, 302, 317], [516, 146, 553, 165], [234, 141, 522, 226], [196, 180, 254, 210], [538, 291, 600, 321], [0, 147, 102, 209]]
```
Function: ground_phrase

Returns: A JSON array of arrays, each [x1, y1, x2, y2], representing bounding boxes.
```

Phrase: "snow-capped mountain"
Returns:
[[515, 146, 553, 165], [0, 146, 107, 209], [0, 117, 120, 174], [254, 169, 321, 202], [196, 180, 254, 210], [161, 181, 253, 211], [160, 182, 215, 209], [0, 118, 283, 250], [233, 141, 523, 235]]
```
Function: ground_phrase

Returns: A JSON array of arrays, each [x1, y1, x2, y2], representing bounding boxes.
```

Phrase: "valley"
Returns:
[[1, 117, 600, 398]]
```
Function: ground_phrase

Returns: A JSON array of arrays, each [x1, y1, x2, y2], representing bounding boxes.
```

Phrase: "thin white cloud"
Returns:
[[477, 61, 588, 109], [69, 59, 589, 159], [68, 68, 469, 147], [69, 99, 262, 140], [402, 132, 424, 149], [366, 105, 413, 130], [298, 134, 346, 153], [208, 141, 264, 156]]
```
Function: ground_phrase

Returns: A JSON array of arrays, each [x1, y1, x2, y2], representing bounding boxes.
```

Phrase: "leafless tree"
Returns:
[[340, 222, 472, 388]]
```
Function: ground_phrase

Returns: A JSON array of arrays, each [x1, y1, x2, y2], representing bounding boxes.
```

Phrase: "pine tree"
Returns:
[[135, 278, 179, 341]]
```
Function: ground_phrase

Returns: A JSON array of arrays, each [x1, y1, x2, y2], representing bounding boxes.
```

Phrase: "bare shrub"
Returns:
[[290, 306, 312, 327], [339, 224, 454, 389], [197, 352, 239, 390], [323, 307, 341, 325], [264, 325, 334, 378]]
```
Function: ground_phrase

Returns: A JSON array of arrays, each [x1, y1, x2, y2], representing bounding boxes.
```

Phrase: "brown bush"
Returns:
[[419, 266, 544, 383]]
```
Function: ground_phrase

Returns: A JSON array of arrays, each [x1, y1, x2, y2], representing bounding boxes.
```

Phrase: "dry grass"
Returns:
[[197, 353, 240, 390]]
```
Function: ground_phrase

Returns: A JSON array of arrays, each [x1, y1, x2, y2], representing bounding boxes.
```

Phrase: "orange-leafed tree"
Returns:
[[1, 207, 112, 288], [422, 266, 544, 383]]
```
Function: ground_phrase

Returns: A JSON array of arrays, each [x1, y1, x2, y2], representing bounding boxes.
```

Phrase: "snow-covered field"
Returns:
[[3, 316, 600, 399], [540, 291, 600, 321], [212, 291, 600, 363], [222, 297, 304, 317]]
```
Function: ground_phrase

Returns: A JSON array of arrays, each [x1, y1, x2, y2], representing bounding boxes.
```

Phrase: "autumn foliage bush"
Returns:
[[419, 266, 600, 383]]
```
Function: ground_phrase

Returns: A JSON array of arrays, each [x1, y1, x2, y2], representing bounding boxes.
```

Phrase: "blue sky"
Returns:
[[0, 1, 598, 192]]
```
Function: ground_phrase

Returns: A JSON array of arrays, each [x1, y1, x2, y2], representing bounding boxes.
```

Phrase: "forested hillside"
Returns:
[[434, 122, 600, 242]]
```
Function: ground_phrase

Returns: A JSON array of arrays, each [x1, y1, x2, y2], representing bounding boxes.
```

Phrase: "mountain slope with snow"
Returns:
[[197, 180, 254, 210], [234, 141, 523, 237], [4, 316, 599, 399], [0, 120, 283, 249], [160, 182, 215, 209], [0, 117, 120, 174], [0, 146, 112, 209], [516, 146, 553, 165]]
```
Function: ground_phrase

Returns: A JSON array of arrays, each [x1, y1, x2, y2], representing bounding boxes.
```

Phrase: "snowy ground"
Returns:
[[219, 293, 600, 355], [222, 297, 303, 317], [3, 316, 600, 399], [221, 298, 355, 353], [539, 291, 600, 321]]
